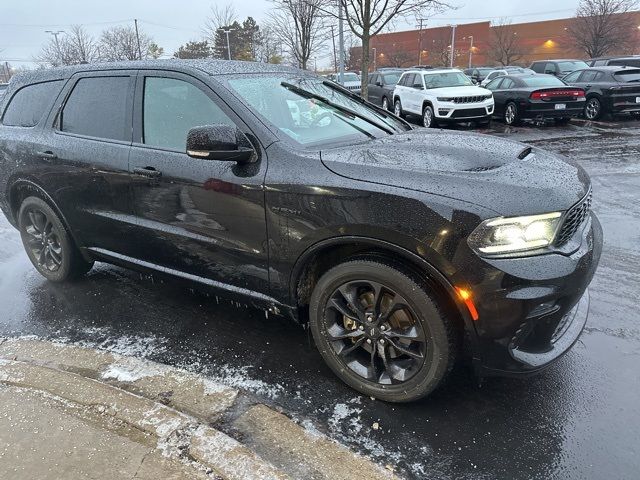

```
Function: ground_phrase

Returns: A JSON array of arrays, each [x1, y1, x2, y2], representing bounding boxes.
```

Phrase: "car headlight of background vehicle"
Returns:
[[468, 212, 563, 256]]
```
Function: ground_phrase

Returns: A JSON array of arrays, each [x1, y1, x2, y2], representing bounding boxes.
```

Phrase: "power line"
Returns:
[[0, 19, 133, 28]]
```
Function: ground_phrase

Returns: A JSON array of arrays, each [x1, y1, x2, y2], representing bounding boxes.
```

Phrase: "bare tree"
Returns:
[[428, 28, 454, 67], [569, 0, 639, 58], [99, 25, 155, 61], [328, 0, 447, 97], [36, 25, 99, 66], [256, 27, 284, 64], [268, 0, 326, 70], [487, 19, 526, 66], [202, 3, 238, 45]]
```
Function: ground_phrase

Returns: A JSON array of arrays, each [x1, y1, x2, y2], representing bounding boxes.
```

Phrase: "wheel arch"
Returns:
[[8, 178, 91, 261], [290, 236, 478, 354]]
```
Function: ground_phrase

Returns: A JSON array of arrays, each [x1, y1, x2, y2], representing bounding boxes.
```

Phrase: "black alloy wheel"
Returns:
[[18, 196, 93, 282], [309, 260, 456, 402], [504, 102, 520, 126], [585, 97, 602, 120]]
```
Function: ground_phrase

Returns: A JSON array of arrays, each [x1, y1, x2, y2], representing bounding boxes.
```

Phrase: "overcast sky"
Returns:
[[1, 0, 581, 68]]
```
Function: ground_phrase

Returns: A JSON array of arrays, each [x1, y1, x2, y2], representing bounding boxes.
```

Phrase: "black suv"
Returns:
[[0, 61, 602, 402], [530, 59, 589, 77]]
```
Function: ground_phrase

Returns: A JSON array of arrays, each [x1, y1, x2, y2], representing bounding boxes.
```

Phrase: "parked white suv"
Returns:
[[393, 69, 494, 128]]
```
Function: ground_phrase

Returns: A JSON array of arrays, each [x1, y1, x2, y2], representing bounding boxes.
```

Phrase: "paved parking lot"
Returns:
[[0, 118, 639, 479]]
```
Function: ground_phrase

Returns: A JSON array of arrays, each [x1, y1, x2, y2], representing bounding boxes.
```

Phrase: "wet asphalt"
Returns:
[[1, 117, 639, 480]]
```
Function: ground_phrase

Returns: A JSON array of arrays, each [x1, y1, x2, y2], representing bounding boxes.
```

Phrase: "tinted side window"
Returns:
[[579, 71, 599, 83], [563, 70, 582, 82], [143, 77, 234, 152], [368, 74, 378, 85], [501, 78, 515, 89], [403, 74, 415, 87], [485, 78, 503, 90], [545, 63, 557, 74], [2, 80, 63, 127], [531, 63, 543, 73], [61, 76, 130, 141]]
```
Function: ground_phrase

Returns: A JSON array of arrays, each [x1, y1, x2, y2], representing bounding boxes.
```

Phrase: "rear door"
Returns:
[[485, 78, 506, 115], [368, 74, 381, 105], [42, 71, 137, 255], [127, 70, 269, 292]]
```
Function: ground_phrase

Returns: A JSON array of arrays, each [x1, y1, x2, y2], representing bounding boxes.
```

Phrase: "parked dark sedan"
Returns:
[[562, 66, 640, 120], [0, 60, 602, 402], [367, 69, 404, 110], [485, 74, 586, 125]]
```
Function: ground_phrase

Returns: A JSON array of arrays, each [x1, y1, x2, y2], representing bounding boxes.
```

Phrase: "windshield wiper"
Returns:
[[281, 81, 395, 136]]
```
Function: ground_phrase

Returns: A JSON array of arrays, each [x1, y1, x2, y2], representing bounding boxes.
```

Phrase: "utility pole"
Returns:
[[416, 19, 427, 66], [219, 28, 235, 60], [338, 0, 345, 83], [330, 26, 337, 73], [134, 19, 142, 60], [449, 24, 457, 68], [45, 30, 65, 64]]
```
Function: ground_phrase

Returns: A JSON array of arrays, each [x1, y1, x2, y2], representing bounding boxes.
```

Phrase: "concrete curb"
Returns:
[[0, 338, 402, 480]]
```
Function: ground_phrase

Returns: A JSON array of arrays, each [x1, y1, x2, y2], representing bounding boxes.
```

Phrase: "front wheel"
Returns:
[[422, 104, 437, 128], [309, 260, 457, 402], [504, 102, 521, 126], [393, 99, 404, 118], [584, 97, 602, 120], [382, 96, 390, 111], [18, 196, 93, 282]]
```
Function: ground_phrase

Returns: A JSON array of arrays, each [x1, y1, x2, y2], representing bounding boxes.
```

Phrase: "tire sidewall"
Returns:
[[382, 97, 389, 111], [505, 102, 518, 125], [423, 105, 435, 128], [18, 196, 74, 282], [394, 99, 402, 117], [585, 97, 601, 120], [309, 261, 452, 402]]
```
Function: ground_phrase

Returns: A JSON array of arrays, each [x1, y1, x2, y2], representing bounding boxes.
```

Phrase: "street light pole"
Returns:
[[449, 24, 457, 68], [467, 35, 474, 68], [338, 0, 345, 83], [218, 28, 235, 60], [372, 47, 377, 71], [45, 30, 65, 63], [416, 19, 427, 66]]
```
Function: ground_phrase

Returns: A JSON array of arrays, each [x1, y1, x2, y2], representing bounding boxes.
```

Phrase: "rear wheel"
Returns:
[[422, 104, 437, 128], [309, 260, 456, 402], [584, 97, 602, 120], [504, 102, 521, 126], [18, 196, 93, 282]]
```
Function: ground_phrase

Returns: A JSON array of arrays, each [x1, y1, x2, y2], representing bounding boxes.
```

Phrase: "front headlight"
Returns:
[[468, 212, 563, 256]]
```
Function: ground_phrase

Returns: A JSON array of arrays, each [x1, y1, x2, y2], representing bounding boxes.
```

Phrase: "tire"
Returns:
[[504, 102, 521, 126], [18, 196, 93, 282], [382, 96, 390, 111], [309, 260, 457, 403], [422, 104, 437, 128], [584, 96, 602, 121], [393, 99, 404, 118]]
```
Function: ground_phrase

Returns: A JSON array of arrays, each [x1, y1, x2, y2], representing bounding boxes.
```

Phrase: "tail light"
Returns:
[[530, 89, 585, 100]]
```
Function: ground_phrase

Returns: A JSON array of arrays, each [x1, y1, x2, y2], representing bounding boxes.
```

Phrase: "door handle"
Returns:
[[36, 151, 58, 162], [133, 167, 162, 178]]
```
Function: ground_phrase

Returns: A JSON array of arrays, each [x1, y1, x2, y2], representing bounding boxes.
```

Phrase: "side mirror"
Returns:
[[186, 125, 255, 163], [376, 81, 383, 87]]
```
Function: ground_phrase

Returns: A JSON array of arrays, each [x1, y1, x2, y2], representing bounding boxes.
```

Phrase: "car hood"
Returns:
[[427, 85, 491, 96], [320, 129, 590, 217]]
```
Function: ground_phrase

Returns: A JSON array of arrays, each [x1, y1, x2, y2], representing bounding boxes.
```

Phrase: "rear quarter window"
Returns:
[[2, 80, 64, 127]]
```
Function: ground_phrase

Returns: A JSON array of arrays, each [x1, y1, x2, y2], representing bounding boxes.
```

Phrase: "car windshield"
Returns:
[[382, 72, 402, 84], [424, 72, 473, 88], [341, 73, 359, 82], [558, 61, 589, 72], [226, 74, 408, 148], [521, 76, 567, 87], [614, 70, 640, 82]]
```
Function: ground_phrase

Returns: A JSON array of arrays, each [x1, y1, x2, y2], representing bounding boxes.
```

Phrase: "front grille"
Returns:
[[345, 85, 360, 91], [451, 108, 486, 118], [451, 95, 490, 104], [555, 189, 593, 246]]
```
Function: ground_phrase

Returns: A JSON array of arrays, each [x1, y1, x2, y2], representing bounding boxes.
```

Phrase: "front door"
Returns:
[[128, 71, 269, 295]]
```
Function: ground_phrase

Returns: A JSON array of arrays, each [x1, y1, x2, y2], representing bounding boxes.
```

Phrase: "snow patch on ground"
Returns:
[[79, 333, 168, 358], [204, 364, 285, 399], [101, 358, 168, 383]]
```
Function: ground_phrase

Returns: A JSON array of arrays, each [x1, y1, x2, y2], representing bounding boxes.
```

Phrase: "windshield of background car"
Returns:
[[520, 76, 567, 87], [614, 70, 640, 82], [342, 73, 359, 82], [226, 74, 408, 148], [424, 72, 473, 88], [558, 61, 589, 72], [382, 72, 401, 84]]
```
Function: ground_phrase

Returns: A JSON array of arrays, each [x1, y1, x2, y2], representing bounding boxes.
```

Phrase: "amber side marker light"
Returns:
[[455, 287, 479, 321]]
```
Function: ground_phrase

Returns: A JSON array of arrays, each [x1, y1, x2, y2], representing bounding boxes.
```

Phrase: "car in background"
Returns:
[[485, 74, 585, 125], [588, 56, 640, 68], [465, 67, 494, 85], [367, 69, 404, 110], [393, 68, 494, 128], [480, 67, 536, 87], [326, 72, 361, 93], [0, 84, 9, 99], [530, 60, 589, 78], [562, 66, 640, 120]]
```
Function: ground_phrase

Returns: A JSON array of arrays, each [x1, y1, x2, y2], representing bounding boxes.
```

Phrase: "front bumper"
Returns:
[[464, 212, 602, 376], [436, 102, 494, 121]]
